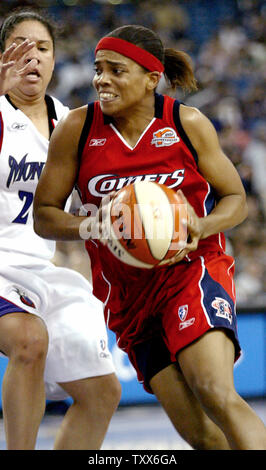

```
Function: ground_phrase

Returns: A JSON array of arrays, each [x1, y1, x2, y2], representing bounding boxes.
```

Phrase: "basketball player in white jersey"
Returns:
[[0, 9, 121, 449]]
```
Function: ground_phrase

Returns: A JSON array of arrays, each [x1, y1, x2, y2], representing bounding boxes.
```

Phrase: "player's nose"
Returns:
[[24, 47, 40, 64], [97, 70, 112, 85]]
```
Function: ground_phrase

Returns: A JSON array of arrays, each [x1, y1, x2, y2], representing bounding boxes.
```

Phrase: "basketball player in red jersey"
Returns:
[[34, 25, 266, 450]]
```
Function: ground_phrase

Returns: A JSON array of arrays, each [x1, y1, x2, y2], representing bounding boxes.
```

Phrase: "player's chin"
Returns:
[[99, 100, 122, 116], [20, 83, 42, 97]]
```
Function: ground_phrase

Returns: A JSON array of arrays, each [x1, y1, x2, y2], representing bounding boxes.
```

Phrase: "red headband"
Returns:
[[95, 37, 164, 73]]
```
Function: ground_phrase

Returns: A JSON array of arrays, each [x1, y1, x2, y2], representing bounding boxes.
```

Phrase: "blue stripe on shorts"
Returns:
[[0, 296, 28, 317], [200, 266, 241, 358], [200, 268, 236, 328]]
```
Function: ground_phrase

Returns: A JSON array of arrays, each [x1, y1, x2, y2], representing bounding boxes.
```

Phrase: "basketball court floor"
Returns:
[[0, 399, 265, 450]]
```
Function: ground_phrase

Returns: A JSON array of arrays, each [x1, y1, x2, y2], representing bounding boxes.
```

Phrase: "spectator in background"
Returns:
[[242, 122, 266, 216]]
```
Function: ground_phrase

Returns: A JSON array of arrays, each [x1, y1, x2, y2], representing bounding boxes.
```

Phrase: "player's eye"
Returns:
[[112, 67, 123, 75], [94, 67, 102, 75]]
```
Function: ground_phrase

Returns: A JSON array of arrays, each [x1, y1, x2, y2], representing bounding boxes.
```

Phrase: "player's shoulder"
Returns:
[[179, 103, 216, 143], [179, 103, 205, 126], [51, 104, 91, 145], [0, 94, 13, 113], [164, 94, 208, 131], [63, 105, 90, 131]]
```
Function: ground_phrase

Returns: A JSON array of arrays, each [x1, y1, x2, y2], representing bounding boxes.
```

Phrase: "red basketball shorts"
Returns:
[[129, 251, 241, 392]]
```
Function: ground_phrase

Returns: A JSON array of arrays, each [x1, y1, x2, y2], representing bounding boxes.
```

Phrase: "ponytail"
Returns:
[[164, 48, 198, 92]]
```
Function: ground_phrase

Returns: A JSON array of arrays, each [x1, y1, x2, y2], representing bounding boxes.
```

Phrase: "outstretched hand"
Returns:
[[0, 39, 37, 95]]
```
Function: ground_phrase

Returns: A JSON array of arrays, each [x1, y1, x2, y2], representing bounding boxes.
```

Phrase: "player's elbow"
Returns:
[[242, 199, 249, 222], [238, 194, 248, 224], [33, 213, 45, 238], [33, 205, 49, 239]]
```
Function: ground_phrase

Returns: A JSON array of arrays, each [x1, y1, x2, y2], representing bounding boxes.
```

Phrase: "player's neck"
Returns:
[[115, 117, 153, 147], [113, 99, 155, 148], [7, 91, 46, 119]]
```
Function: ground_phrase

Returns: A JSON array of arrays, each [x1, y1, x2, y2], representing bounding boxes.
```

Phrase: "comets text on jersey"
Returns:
[[88, 169, 185, 198]]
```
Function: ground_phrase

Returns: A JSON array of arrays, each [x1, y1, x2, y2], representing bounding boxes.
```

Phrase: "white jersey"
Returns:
[[0, 95, 115, 398], [0, 94, 69, 262]]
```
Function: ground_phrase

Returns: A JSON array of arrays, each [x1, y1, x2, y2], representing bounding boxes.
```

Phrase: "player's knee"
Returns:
[[189, 434, 219, 450], [179, 412, 228, 450], [11, 320, 48, 367], [188, 425, 226, 450], [94, 374, 121, 416], [70, 373, 121, 415], [100, 373, 122, 412], [192, 377, 238, 420]]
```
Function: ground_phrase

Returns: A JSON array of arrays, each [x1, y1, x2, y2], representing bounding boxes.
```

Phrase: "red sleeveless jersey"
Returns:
[[77, 93, 227, 350]]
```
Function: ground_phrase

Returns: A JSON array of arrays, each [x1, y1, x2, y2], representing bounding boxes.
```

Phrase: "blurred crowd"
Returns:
[[1, 0, 265, 307]]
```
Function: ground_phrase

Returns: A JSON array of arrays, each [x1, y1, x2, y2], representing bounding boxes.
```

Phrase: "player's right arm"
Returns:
[[33, 106, 94, 241], [0, 40, 36, 95]]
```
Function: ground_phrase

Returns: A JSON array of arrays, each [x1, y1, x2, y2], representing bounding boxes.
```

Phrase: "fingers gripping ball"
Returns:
[[106, 182, 187, 268]]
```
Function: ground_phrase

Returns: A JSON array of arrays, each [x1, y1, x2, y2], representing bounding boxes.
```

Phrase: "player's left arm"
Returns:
[[179, 104, 248, 242]]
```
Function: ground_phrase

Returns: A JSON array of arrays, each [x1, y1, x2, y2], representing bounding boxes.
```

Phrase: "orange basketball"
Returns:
[[106, 181, 187, 268]]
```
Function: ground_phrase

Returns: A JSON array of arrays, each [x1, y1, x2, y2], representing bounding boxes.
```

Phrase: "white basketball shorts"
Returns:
[[0, 256, 115, 400]]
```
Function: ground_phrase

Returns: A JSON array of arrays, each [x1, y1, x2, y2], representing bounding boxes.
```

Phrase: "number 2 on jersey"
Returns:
[[12, 191, 33, 224]]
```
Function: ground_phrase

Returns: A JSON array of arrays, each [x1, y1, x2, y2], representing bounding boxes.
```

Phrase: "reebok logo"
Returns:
[[89, 138, 106, 146]]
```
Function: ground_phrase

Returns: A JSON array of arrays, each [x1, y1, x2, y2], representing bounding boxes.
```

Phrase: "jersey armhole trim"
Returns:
[[173, 100, 198, 165], [78, 102, 95, 161], [45, 95, 57, 137]]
